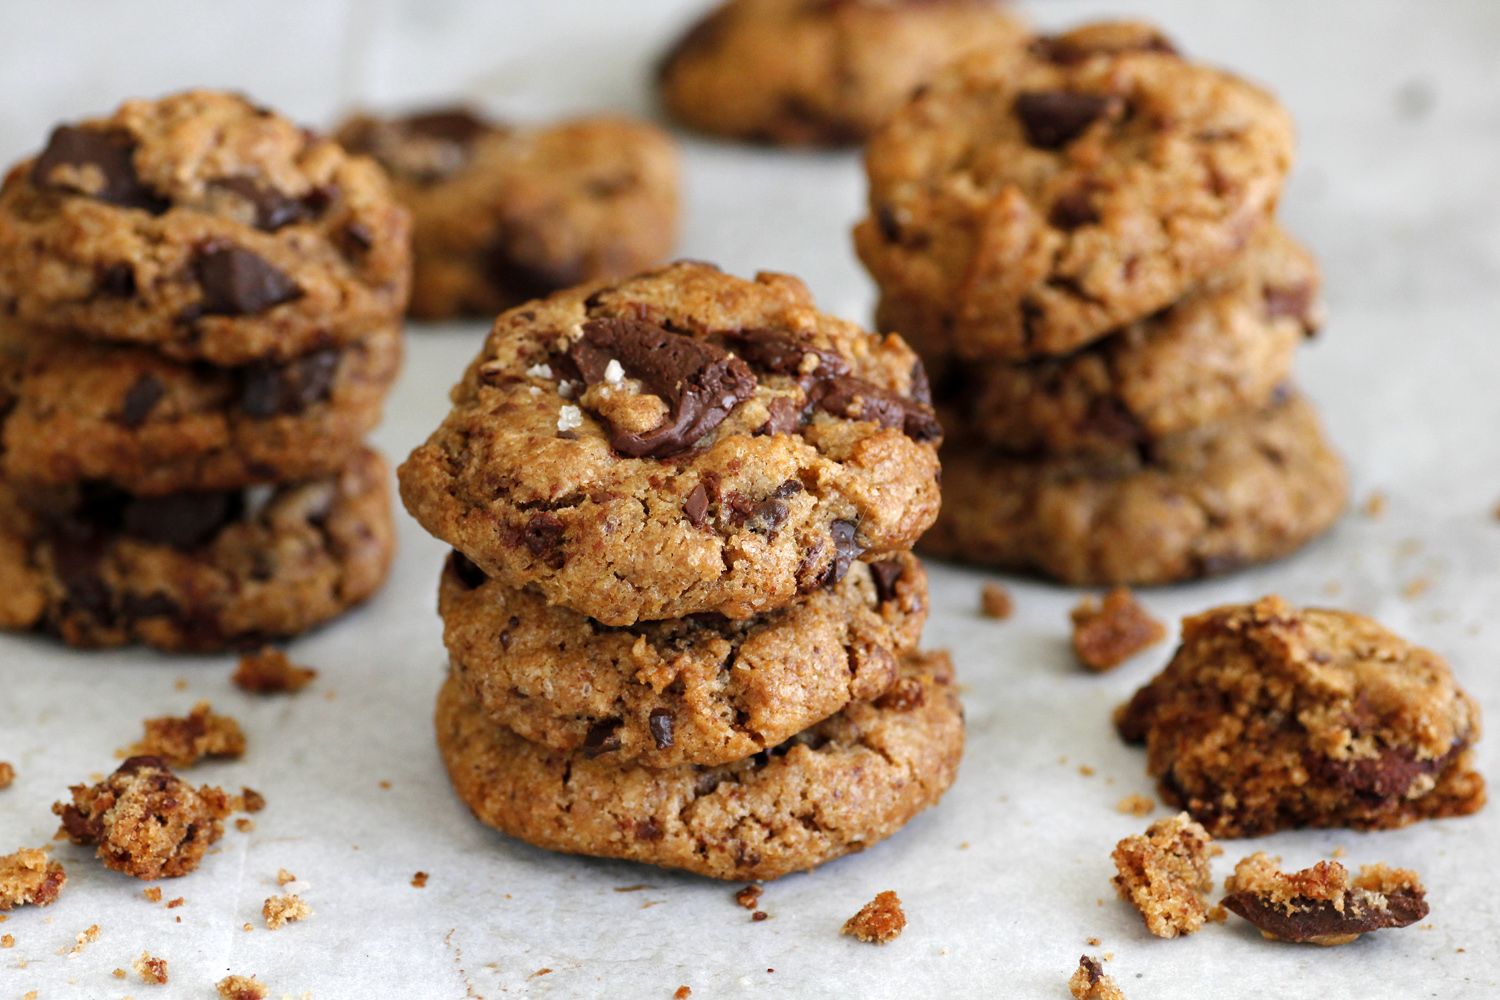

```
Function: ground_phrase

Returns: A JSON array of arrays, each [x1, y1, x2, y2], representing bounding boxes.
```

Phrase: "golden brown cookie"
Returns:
[[399, 262, 941, 625], [657, 0, 1027, 146], [435, 649, 965, 881], [1117, 596, 1485, 837], [337, 108, 678, 319], [919, 392, 1347, 586], [440, 549, 927, 767]]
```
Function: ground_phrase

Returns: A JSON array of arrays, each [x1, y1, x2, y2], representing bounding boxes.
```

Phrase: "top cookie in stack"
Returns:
[[854, 21, 1348, 585], [0, 90, 410, 650]]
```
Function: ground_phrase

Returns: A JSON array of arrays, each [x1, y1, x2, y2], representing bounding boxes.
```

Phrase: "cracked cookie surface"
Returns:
[[0, 446, 394, 651], [435, 648, 964, 881], [919, 392, 1346, 586], [1117, 596, 1485, 837], [399, 261, 941, 625], [0, 90, 411, 365], [336, 109, 678, 319], [856, 20, 1293, 361], [441, 549, 926, 767], [657, 0, 1027, 146], [0, 321, 399, 495]]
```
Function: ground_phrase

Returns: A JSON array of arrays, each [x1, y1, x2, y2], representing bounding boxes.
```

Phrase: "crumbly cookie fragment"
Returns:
[[124, 701, 246, 766], [1069, 955, 1126, 1000], [53, 756, 230, 879], [1071, 588, 1165, 671], [216, 975, 269, 1000], [232, 647, 317, 694], [1111, 813, 1220, 938], [842, 890, 906, 944], [1222, 853, 1428, 945], [0, 761, 13, 789], [1117, 596, 1485, 836], [132, 951, 169, 984], [979, 582, 1013, 619], [262, 894, 312, 929], [0, 848, 66, 910]]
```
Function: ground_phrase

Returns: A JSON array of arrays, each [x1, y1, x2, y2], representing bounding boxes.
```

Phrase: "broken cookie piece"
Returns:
[[1069, 955, 1126, 1000], [216, 975, 269, 1000], [1071, 588, 1165, 671], [1222, 852, 1428, 945], [0, 761, 14, 789], [842, 890, 906, 944], [1111, 813, 1221, 938], [262, 894, 312, 930], [1117, 596, 1485, 836], [53, 756, 231, 879], [123, 701, 246, 767], [0, 847, 66, 910], [232, 647, 318, 694], [979, 582, 1013, 619]]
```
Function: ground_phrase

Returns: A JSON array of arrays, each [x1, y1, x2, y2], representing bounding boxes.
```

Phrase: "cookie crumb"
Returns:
[[1403, 576, 1431, 599], [232, 647, 318, 694], [122, 701, 246, 767], [0, 761, 14, 789], [132, 951, 169, 984], [113, 967, 127, 979], [216, 975, 268, 1000], [1115, 794, 1154, 817], [411, 871, 429, 888], [235, 818, 255, 833], [262, 894, 312, 929], [674, 988, 692, 999], [734, 885, 762, 910], [1071, 588, 1166, 671], [53, 756, 230, 880], [1222, 853, 1428, 945], [842, 890, 906, 944], [979, 582, 1013, 619], [1112, 813, 1220, 938], [1362, 491, 1387, 518], [239, 787, 267, 813], [1, 934, 14, 948], [277, 868, 297, 886], [66, 923, 101, 956], [143, 887, 162, 903], [1086, 936, 1101, 946], [752, 910, 768, 922], [1078, 764, 1095, 777], [0, 847, 66, 910], [1069, 955, 1125, 1000]]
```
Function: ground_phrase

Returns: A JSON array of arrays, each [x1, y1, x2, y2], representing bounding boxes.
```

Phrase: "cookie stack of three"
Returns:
[[0, 91, 411, 651], [855, 21, 1349, 585], [400, 262, 963, 880]]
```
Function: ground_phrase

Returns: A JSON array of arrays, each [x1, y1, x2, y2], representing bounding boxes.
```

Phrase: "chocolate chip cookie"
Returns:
[[0, 90, 411, 366], [435, 648, 964, 881], [889, 227, 1320, 455], [657, 0, 1027, 146], [0, 321, 400, 495], [399, 262, 941, 625], [1116, 596, 1486, 837], [0, 446, 394, 651], [1221, 853, 1429, 945], [856, 21, 1294, 360], [919, 392, 1346, 585], [336, 109, 678, 319], [441, 549, 926, 768]]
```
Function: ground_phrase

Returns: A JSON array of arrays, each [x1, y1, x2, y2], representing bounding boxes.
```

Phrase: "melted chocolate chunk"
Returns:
[[32, 126, 167, 213], [582, 719, 623, 758], [1015, 91, 1118, 149], [721, 328, 849, 379], [49, 533, 111, 622], [682, 482, 711, 527], [809, 376, 942, 441], [648, 708, 675, 750], [194, 244, 302, 316], [449, 551, 488, 589], [1049, 187, 1100, 230], [568, 318, 757, 458], [827, 520, 862, 586], [1304, 745, 1459, 801], [121, 491, 240, 549], [96, 263, 137, 297], [216, 177, 322, 231], [758, 395, 805, 436], [239, 348, 340, 418], [519, 512, 566, 569], [402, 107, 489, 144], [868, 559, 905, 604], [908, 359, 932, 406], [1223, 886, 1428, 943], [1030, 29, 1179, 66], [118, 373, 165, 429]]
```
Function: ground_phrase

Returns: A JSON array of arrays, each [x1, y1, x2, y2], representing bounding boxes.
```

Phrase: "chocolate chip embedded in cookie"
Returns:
[[434, 649, 964, 881], [1222, 853, 1429, 945], [856, 21, 1294, 360], [0, 447, 395, 651], [399, 262, 942, 625], [0, 322, 400, 495], [337, 109, 678, 319], [890, 227, 1322, 456], [657, 0, 1027, 147], [919, 392, 1346, 586], [0, 90, 410, 366], [1116, 596, 1486, 837], [440, 550, 927, 767]]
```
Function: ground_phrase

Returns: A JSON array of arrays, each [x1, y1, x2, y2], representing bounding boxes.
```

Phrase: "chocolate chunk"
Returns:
[[1222, 886, 1428, 944], [875, 204, 902, 243], [809, 376, 942, 441], [485, 242, 588, 304], [827, 520, 862, 586], [121, 492, 239, 549], [1030, 29, 1178, 65], [747, 499, 788, 535], [1304, 745, 1457, 800], [403, 107, 489, 144], [721, 329, 849, 379], [868, 559, 905, 604], [49, 534, 111, 622], [118, 373, 165, 429], [568, 318, 757, 458], [120, 592, 180, 620], [450, 551, 488, 589], [682, 482, 711, 527], [194, 244, 302, 316], [648, 708, 675, 750], [1082, 397, 1146, 444], [908, 359, 932, 406], [758, 396, 804, 436], [1049, 187, 1100, 230], [520, 512, 566, 569], [216, 177, 315, 231], [239, 348, 340, 418], [1015, 91, 1118, 149], [32, 126, 167, 213], [1264, 283, 1315, 324], [96, 263, 137, 297], [582, 719, 623, 758]]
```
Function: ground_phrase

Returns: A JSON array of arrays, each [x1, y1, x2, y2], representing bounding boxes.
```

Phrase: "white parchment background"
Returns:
[[1, 1, 1498, 997]]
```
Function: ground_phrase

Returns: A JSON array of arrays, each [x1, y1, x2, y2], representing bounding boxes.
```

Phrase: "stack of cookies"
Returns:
[[0, 90, 410, 650], [855, 21, 1349, 585], [400, 261, 964, 880]]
